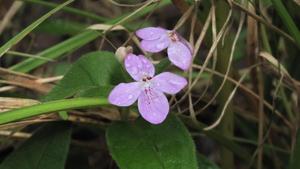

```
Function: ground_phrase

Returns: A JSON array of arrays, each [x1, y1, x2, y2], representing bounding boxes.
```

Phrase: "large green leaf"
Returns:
[[45, 51, 126, 101], [106, 114, 198, 169], [0, 0, 74, 57], [0, 122, 72, 169]]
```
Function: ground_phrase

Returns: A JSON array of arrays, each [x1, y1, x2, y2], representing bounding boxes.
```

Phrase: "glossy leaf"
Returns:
[[106, 114, 198, 169], [45, 51, 126, 101], [0, 122, 72, 169]]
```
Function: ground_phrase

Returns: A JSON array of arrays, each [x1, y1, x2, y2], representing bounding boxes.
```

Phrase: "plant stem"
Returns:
[[215, 1, 234, 169], [0, 98, 108, 124]]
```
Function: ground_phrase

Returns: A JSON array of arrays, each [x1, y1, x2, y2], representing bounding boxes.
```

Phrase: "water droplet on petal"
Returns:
[[128, 95, 133, 99], [130, 67, 138, 74], [170, 80, 181, 85], [141, 59, 148, 64], [156, 43, 164, 49], [137, 63, 142, 68]]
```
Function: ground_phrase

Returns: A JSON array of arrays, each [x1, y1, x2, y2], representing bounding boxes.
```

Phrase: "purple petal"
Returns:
[[140, 34, 170, 53], [179, 35, 194, 54], [136, 27, 167, 40], [167, 41, 192, 70], [152, 72, 187, 94], [138, 89, 169, 124], [109, 82, 142, 106], [125, 54, 155, 81]]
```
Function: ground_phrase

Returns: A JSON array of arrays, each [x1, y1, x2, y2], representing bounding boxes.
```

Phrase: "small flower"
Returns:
[[136, 27, 193, 70], [108, 53, 187, 124]]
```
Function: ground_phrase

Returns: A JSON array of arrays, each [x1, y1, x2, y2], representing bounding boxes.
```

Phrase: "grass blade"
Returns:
[[21, 0, 108, 22], [0, 97, 108, 124], [0, 0, 74, 58], [10, 0, 171, 73], [10, 30, 101, 72], [271, 0, 300, 48]]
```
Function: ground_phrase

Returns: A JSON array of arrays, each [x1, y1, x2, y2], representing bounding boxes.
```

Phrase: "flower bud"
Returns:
[[115, 46, 133, 62]]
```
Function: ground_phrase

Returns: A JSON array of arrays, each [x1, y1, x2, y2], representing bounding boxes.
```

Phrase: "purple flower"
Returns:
[[136, 27, 193, 70], [108, 53, 187, 124]]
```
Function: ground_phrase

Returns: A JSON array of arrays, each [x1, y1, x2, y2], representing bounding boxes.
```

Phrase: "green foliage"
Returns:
[[197, 154, 220, 169], [10, 30, 101, 73], [0, 0, 74, 58], [45, 51, 126, 101], [106, 114, 198, 169], [155, 58, 171, 74], [36, 19, 85, 35], [271, 0, 300, 48], [9, 0, 171, 73], [0, 98, 108, 124], [0, 122, 72, 169], [22, 0, 108, 22], [289, 131, 300, 169]]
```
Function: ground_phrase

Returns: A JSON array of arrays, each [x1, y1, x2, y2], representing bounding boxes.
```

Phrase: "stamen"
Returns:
[[168, 31, 179, 42]]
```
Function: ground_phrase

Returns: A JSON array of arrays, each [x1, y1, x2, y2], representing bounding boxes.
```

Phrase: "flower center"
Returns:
[[142, 76, 152, 82], [168, 31, 179, 42], [141, 76, 153, 91]]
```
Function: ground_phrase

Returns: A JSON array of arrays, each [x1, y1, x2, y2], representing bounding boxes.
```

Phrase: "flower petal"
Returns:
[[138, 89, 169, 124], [179, 36, 194, 54], [152, 72, 187, 94], [167, 41, 192, 70], [109, 82, 142, 106], [140, 34, 170, 53], [136, 27, 167, 40], [124, 54, 155, 81]]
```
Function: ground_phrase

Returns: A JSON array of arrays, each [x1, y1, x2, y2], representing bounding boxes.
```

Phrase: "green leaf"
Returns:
[[10, 30, 101, 73], [10, 0, 171, 73], [155, 58, 171, 74], [22, 0, 108, 22], [270, 0, 300, 48], [289, 131, 300, 169], [45, 51, 125, 101], [36, 19, 85, 35], [0, 122, 72, 169], [106, 114, 198, 169], [0, 0, 74, 57], [197, 154, 220, 169], [76, 85, 114, 98], [0, 98, 108, 124]]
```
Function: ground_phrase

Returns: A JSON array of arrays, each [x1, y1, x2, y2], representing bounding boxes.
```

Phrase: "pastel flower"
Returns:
[[108, 53, 187, 124], [136, 27, 193, 70]]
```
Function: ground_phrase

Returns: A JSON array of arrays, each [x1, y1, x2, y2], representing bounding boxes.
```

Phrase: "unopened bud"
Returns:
[[115, 46, 133, 62]]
